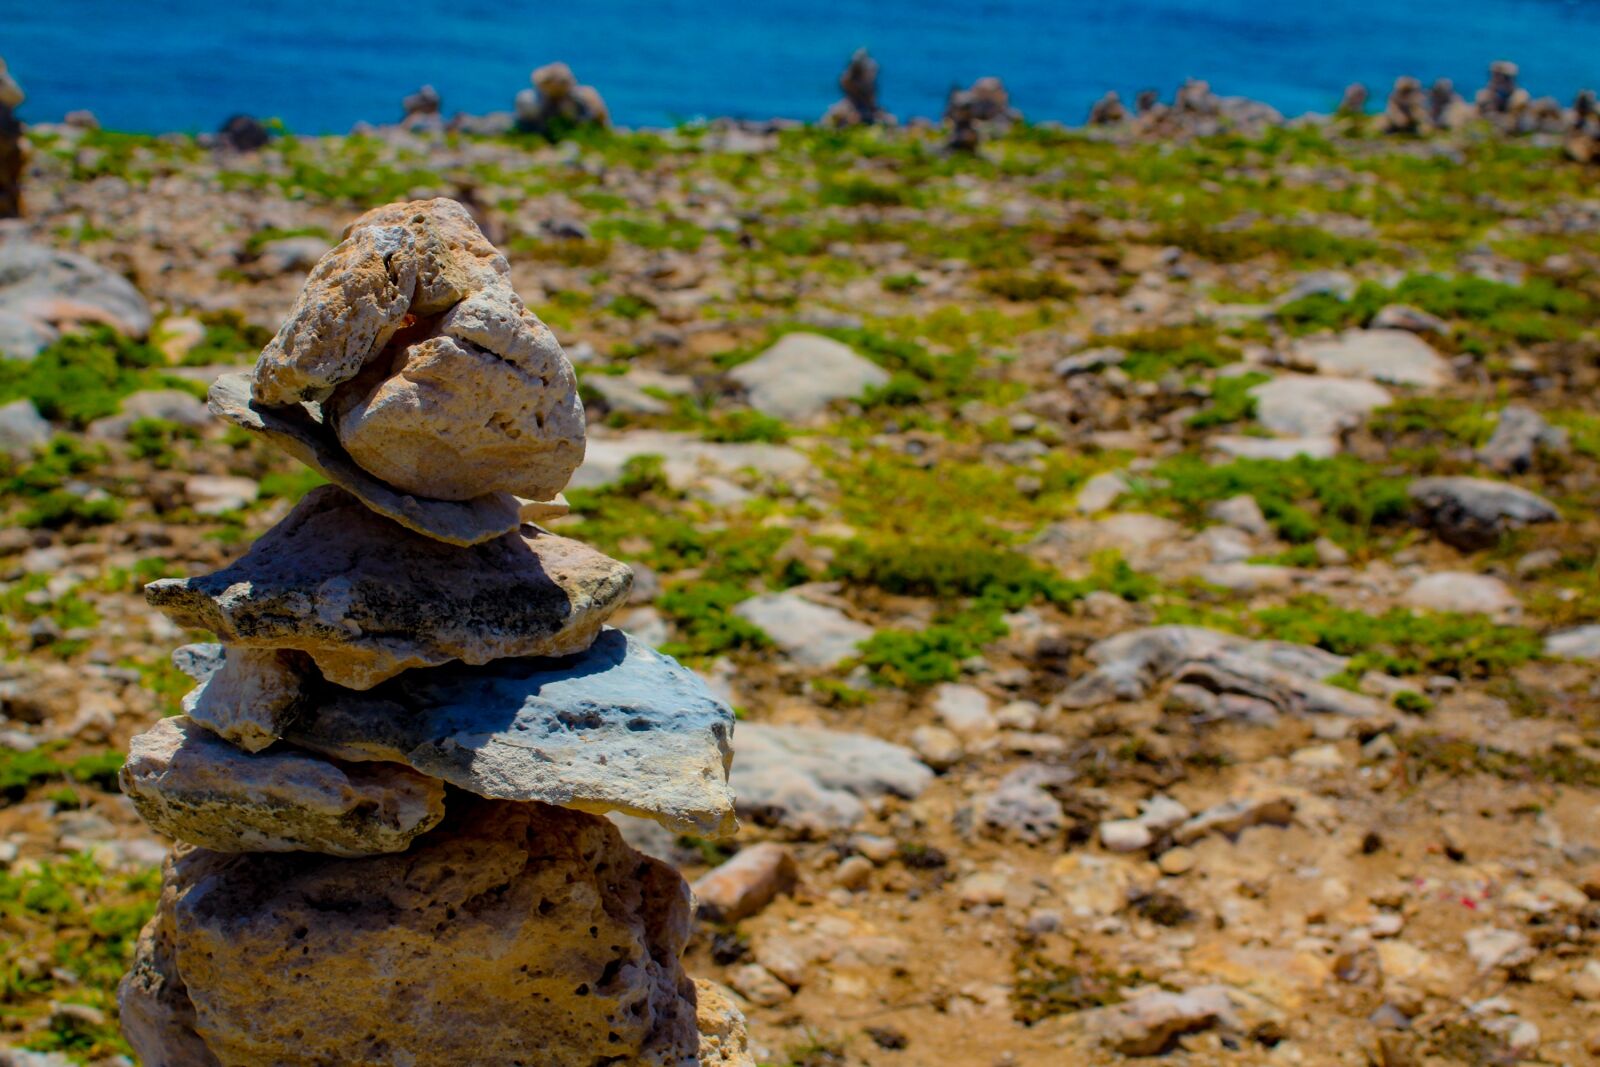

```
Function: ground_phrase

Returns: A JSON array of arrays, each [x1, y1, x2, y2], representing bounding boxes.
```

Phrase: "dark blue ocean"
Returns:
[[7, 0, 1600, 133]]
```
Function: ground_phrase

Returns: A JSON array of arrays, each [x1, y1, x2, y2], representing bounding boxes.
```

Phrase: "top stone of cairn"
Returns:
[[250, 198, 585, 504]]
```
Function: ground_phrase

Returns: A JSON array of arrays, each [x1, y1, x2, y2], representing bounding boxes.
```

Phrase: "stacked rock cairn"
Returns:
[[0, 57, 24, 219], [116, 198, 753, 1066]]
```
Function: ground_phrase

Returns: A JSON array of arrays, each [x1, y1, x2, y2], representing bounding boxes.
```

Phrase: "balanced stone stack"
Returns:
[[117, 198, 752, 1066]]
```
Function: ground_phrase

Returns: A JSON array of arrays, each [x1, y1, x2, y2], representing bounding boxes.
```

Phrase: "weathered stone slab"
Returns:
[[145, 484, 631, 690], [289, 629, 736, 836], [119, 799, 703, 1067], [209, 371, 521, 547], [120, 717, 445, 856]]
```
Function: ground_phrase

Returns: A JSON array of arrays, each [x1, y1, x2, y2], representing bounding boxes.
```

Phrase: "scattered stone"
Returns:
[[726, 963, 791, 1007], [1371, 304, 1448, 335], [976, 765, 1070, 844], [932, 682, 995, 738], [1465, 927, 1534, 972], [732, 591, 870, 668], [1402, 572, 1519, 617], [727, 333, 888, 421], [571, 430, 807, 492], [1289, 329, 1450, 388], [1100, 819, 1153, 853], [730, 723, 932, 834], [1476, 406, 1567, 474], [1544, 625, 1600, 660], [119, 717, 445, 856], [0, 242, 153, 357], [216, 114, 269, 152], [691, 843, 798, 922], [119, 800, 704, 1066], [1053, 346, 1126, 377], [1076, 469, 1128, 513], [1087, 985, 1233, 1056], [1172, 795, 1295, 844], [182, 474, 258, 516], [1251, 374, 1391, 438], [145, 485, 631, 689], [287, 629, 735, 836], [0, 398, 49, 456], [1409, 476, 1559, 550], [1158, 847, 1196, 876]]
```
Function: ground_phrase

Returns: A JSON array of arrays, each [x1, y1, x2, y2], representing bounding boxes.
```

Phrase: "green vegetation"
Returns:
[[0, 327, 202, 428], [1122, 455, 1411, 549]]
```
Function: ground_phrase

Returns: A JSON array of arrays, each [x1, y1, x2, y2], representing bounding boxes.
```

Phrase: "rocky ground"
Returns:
[[2, 115, 1600, 1066]]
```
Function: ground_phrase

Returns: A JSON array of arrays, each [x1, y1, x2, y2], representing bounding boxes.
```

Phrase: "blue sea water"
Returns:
[[6, 0, 1600, 134]]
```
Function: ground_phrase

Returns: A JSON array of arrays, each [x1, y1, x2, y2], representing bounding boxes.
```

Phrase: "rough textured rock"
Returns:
[[288, 629, 737, 836], [210, 371, 523, 546], [144, 484, 631, 689], [732, 590, 872, 668], [120, 800, 702, 1067], [1289, 329, 1450, 387], [1087, 986, 1233, 1055], [120, 717, 445, 855], [0, 243, 152, 358], [693, 980, 757, 1067], [1409, 475, 1560, 550], [727, 333, 889, 421], [731, 723, 933, 834], [1061, 625, 1387, 719], [250, 199, 585, 502], [181, 646, 309, 752]]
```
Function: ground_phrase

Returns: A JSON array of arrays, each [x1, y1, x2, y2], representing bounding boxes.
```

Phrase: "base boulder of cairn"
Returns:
[[119, 198, 752, 1066]]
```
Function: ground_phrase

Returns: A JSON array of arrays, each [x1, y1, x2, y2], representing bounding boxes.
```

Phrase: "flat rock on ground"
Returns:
[[119, 799, 708, 1067], [732, 591, 872, 668], [0, 241, 152, 358], [120, 717, 445, 856], [727, 332, 889, 421], [572, 430, 808, 492], [731, 722, 933, 834], [1289, 328, 1450, 387], [1250, 374, 1392, 438], [1409, 475, 1560, 550], [287, 629, 736, 836], [144, 484, 632, 689], [210, 372, 523, 547]]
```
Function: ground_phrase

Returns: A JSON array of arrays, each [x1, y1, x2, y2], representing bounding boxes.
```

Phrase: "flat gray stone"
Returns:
[[120, 717, 445, 856], [726, 333, 889, 421], [1250, 374, 1391, 438], [145, 484, 631, 690], [0, 398, 50, 456], [1290, 329, 1450, 388], [208, 372, 521, 547], [572, 430, 807, 492], [730, 722, 932, 834], [1543, 625, 1600, 660], [288, 629, 736, 837], [0, 242, 152, 355], [732, 591, 871, 668]]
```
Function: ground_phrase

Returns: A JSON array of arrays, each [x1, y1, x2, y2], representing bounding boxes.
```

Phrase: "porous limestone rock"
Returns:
[[250, 198, 585, 503], [180, 646, 308, 752], [209, 371, 523, 546], [144, 484, 631, 689], [120, 717, 445, 856], [694, 979, 757, 1067], [120, 800, 702, 1067], [287, 629, 737, 836]]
